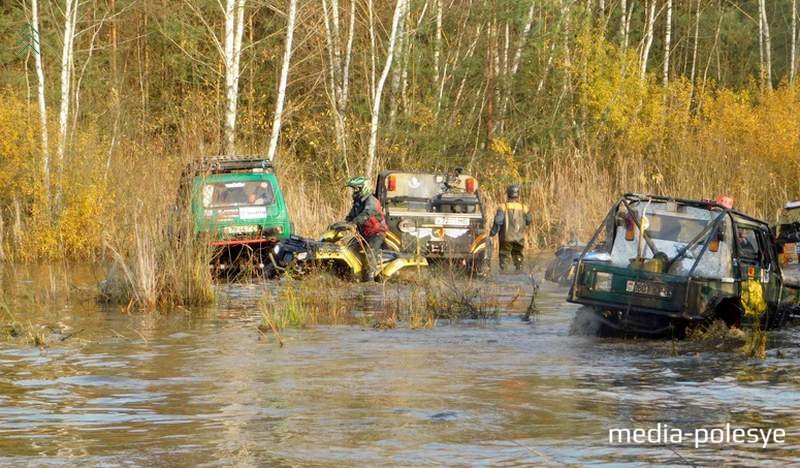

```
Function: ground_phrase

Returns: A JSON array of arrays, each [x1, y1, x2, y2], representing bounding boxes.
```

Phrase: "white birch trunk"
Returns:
[[222, 0, 235, 153], [367, 0, 376, 103], [366, 0, 406, 178], [55, 0, 78, 211], [322, 0, 344, 159], [662, 0, 671, 87], [388, 0, 408, 127], [342, 0, 355, 106], [499, 1, 535, 124], [536, 40, 557, 95], [639, 0, 656, 81], [620, 0, 628, 49], [689, 0, 700, 85], [624, 3, 634, 51], [759, 0, 772, 89], [433, 0, 442, 84], [266, 0, 298, 162], [222, 0, 246, 154], [57, 0, 77, 173], [323, 0, 356, 168], [32, 0, 50, 211], [791, 0, 797, 83], [758, 0, 765, 88]]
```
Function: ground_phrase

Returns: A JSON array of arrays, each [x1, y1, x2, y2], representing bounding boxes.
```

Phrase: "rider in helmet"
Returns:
[[490, 184, 532, 271], [345, 176, 388, 281]]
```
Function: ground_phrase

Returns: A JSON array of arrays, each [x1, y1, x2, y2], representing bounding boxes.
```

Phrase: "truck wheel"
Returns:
[[466, 257, 489, 278], [263, 262, 280, 280], [569, 306, 603, 336], [768, 303, 793, 329]]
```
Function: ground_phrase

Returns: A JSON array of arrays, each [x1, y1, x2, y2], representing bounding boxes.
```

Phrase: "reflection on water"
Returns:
[[1, 262, 799, 465]]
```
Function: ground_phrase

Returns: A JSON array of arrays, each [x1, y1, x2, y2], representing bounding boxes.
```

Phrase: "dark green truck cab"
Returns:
[[182, 156, 292, 272], [568, 194, 799, 336]]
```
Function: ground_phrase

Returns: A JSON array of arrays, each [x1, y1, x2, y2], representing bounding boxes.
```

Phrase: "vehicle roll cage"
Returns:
[[575, 193, 770, 278]]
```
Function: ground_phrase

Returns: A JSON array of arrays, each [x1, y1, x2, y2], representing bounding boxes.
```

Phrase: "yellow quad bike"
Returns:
[[265, 222, 428, 281]]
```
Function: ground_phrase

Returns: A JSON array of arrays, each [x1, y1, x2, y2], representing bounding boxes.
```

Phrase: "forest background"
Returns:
[[1, 0, 799, 262]]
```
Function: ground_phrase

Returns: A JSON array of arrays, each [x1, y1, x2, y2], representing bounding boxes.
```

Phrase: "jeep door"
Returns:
[[734, 222, 781, 311]]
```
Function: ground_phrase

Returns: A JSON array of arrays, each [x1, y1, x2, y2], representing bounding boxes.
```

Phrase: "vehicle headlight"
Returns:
[[398, 219, 415, 233], [593, 272, 612, 292], [296, 252, 308, 260], [272, 244, 281, 254]]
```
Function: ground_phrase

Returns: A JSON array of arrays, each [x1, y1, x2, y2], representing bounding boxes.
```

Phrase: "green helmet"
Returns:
[[346, 176, 369, 189]]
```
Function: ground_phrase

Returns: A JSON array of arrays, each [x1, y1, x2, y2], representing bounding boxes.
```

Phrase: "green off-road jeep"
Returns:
[[375, 169, 490, 272], [180, 156, 292, 273], [568, 193, 800, 336]]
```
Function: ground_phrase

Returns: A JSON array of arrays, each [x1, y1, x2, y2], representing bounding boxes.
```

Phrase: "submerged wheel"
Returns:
[[569, 307, 605, 336]]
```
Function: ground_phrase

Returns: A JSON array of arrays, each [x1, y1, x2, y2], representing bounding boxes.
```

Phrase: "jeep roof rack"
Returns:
[[195, 155, 274, 174]]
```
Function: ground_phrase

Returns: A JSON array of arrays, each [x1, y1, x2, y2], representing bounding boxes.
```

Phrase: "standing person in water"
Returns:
[[344, 176, 388, 281], [490, 184, 532, 271]]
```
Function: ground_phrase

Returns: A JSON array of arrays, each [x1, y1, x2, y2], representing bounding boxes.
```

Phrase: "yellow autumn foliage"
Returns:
[[0, 91, 113, 260]]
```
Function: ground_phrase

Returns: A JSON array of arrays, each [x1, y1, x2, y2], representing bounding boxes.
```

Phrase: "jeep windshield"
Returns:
[[587, 198, 733, 278], [384, 173, 479, 213], [201, 181, 275, 208]]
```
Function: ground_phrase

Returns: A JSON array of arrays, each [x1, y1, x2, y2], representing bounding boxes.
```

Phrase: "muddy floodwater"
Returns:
[[2, 260, 800, 466]]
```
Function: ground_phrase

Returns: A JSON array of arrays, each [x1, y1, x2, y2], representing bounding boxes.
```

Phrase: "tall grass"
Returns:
[[99, 197, 215, 310], [259, 275, 351, 332]]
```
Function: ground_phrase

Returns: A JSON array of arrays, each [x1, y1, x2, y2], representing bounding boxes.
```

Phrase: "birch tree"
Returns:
[[366, 0, 407, 178], [433, 0, 443, 85], [499, 1, 535, 129], [791, 0, 797, 83], [662, 0, 671, 87], [321, 0, 356, 167], [758, 0, 772, 89], [620, 0, 633, 50], [222, 0, 247, 154], [388, 0, 409, 127], [55, 0, 79, 210], [31, 0, 50, 213], [266, 0, 298, 162], [689, 0, 700, 86], [639, 0, 656, 81]]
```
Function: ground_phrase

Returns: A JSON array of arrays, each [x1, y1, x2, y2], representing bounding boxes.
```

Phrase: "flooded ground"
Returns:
[[1, 260, 800, 465]]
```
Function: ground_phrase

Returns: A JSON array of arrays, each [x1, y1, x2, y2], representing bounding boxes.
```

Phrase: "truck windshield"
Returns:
[[385, 173, 477, 212], [201, 181, 275, 208]]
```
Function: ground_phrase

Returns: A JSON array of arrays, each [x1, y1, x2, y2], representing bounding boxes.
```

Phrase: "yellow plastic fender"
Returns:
[[379, 256, 428, 279], [313, 247, 363, 275], [469, 232, 488, 254], [384, 231, 402, 252]]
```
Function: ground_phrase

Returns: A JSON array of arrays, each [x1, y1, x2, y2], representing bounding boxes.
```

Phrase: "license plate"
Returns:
[[434, 216, 470, 226], [625, 280, 672, 298], [224, 225, 258, 235]]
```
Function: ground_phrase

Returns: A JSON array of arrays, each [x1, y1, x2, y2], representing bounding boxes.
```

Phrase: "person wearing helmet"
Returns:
[[345, 176, 388, 281], [490, 184, 532, 271]]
